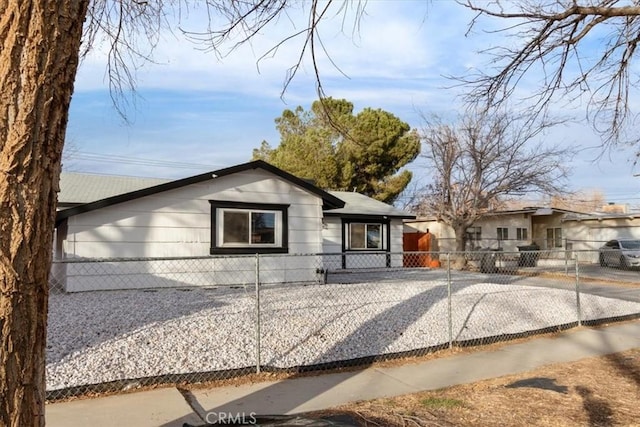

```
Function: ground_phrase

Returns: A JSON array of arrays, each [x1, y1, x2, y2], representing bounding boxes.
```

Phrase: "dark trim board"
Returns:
[[324, 212, 415, 220], [209, 247, 289, 255], [209, 200, 290, 255], [210, 200, 291, 211]]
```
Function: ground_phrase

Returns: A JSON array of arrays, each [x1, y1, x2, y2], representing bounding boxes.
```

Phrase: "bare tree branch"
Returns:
[[83, 0, 172, 120], [83, 1, 367, 120], [416, 109, 574, 252], [457, 0, 640, 150], [179, 0, 366, 100]]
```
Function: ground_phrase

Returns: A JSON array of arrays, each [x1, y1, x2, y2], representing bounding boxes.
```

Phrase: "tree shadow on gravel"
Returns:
[[65, 264, 637, 427], [161, 266, 628, 426], [46, 285, 240, 365], [163, 273, 478, 426]]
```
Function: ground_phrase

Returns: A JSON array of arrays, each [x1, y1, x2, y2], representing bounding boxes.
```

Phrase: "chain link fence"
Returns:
[[46, 249, 640, 401]]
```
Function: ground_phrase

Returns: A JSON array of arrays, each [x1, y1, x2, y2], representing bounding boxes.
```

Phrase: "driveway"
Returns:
[[574, 263, 640, 302], [493, 263, 640, 303]]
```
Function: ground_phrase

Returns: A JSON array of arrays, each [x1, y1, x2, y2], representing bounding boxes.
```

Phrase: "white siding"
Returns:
[[61, 254, 325, 292], [64, 169, 323, 258], [321, 217, 343, 270], [344, 252, 387, 269], [58, 168, 410, 290], [60, 169, 325, 291], [389, 219, 404, 267]]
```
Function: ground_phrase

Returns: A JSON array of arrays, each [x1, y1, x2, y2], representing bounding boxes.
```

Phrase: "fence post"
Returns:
[[255, 253, 261, 374], [447, 252, 453, 349], [575, 254, 582, 327]]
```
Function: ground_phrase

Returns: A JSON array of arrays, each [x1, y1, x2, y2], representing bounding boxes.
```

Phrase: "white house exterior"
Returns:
[[54, 161, 414, 291]]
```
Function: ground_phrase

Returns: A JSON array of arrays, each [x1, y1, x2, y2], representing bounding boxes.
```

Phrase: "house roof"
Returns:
[[56, 160, 345, 224], [58, 173, 170, 206], [406, 206, 586, 223], [562, 211, 640, 222], [482, 206, 587, 216], [325, 191, 416, 219]]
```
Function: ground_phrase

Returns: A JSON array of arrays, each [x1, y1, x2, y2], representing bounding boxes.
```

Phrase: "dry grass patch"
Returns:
[[312, 348, 640, 426]]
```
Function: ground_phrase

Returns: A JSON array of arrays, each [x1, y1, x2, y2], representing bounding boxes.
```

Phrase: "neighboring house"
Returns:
[[404, 207, 583, 252], [54, 160, 414, 291], [562, 211, 640, 255]]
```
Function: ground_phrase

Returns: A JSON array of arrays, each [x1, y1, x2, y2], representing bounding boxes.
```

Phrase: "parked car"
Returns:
[[599, 239, 640, 269]]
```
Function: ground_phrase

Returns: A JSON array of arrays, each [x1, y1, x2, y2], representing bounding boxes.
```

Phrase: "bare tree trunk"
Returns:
[[454, 224, 467, 252], [0, 1, 89, 425], [451, 223, 468, 269]]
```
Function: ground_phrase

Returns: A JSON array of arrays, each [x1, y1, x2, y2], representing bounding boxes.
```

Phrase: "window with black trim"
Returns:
[[210, 201, 289, 254], [348, 223, 383, 250]]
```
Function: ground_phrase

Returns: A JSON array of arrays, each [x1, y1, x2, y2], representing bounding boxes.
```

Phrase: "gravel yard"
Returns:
[[46, 273, 640, 392]]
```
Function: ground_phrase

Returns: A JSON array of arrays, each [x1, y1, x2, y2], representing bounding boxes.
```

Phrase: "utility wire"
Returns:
[[66, 151, 228, 170]]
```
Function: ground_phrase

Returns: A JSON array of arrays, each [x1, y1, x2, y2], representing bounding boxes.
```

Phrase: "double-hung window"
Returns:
[[210, 201, 289, 254], [341, 218, 390, 269]]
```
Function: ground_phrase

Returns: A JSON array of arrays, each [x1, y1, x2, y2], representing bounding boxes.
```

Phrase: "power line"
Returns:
[[65, 151, 228, 170]]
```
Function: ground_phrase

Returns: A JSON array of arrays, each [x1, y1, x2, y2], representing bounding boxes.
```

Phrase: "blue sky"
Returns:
[[65, 1, 640, 206]]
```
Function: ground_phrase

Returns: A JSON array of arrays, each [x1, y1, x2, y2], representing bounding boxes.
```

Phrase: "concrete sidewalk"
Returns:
[[46, 321, 640, 427]]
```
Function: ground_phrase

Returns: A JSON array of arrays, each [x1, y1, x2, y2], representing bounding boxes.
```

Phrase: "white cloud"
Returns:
[[74, 1, 466, 102], [67, 1, 640, 200]]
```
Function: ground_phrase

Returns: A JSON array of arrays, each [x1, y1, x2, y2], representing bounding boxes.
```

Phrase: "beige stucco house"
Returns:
[[404, 207, 584, 253], [561, 210, 640, 262]]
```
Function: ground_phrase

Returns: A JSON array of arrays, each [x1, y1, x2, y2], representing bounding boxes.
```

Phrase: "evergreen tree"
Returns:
[[254, 98, 420, 204]]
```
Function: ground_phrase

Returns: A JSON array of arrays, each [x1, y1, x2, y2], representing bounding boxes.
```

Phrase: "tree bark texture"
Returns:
[[0, 1, 89, 426], [454, 224, 468, 253]]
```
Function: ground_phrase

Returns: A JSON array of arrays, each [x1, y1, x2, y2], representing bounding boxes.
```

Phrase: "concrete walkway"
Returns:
[[46, 320, 640, 427]]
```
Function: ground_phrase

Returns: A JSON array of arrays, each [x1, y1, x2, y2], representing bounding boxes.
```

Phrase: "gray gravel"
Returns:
[[46, 276, 640, 391]]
